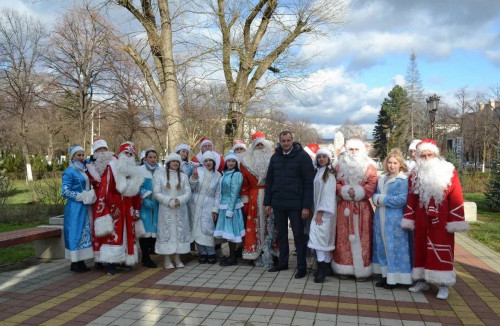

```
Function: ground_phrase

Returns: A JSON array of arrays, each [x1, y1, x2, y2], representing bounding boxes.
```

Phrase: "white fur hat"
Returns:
[[92, 139, 108, 152], [345, 138, 366, 154], [164, 153, 182, 166], [202, 151, 216, 162], [315, 148, 332, 161], [231, 139, 247, 151], [200, 138, 213, 148], [175, 143, 190, 153], [408, 139, 421, 151]]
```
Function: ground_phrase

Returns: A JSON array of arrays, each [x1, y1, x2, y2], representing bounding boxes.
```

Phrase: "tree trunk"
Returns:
[[47, 132, 54, 167], [20, 118, 33, 181]]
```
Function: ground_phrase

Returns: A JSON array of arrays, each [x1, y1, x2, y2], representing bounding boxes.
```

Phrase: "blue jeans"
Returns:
[[197, 244, 215, 255]]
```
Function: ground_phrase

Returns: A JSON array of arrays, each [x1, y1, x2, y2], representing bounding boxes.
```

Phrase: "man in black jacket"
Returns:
[[264, 131, 315, 278]]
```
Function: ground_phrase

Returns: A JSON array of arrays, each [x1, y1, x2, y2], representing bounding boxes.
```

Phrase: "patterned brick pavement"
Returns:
[[0, 233, 499, 325]]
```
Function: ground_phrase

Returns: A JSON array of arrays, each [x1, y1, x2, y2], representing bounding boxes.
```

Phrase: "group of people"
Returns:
[[62, 131, 469, 300]]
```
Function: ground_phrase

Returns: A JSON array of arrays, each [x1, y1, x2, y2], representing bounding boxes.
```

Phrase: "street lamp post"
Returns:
[[426, 94, 440, 139]]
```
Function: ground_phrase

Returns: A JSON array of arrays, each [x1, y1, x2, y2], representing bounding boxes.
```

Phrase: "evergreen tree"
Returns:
[[486, 147, 500, 211], [404, 50, 426, 140], [373, 85, 409, 159]]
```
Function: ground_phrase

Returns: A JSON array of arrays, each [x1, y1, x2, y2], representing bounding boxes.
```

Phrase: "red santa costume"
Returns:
[[240, 132, 278, 265], [402, 139, 469, 299], [333, 138, 378, 279], [93, 142, 145, 268], [192, 138, 225, 173], [86, 139, 116, 189]]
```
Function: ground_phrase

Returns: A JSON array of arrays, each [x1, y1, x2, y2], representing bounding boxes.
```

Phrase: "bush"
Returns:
[[486, 148, 500, 211], [461, 171, 491, 193], [31, 173, 65, 206], [1, 153, 24, 173], [0, 169, 14, 219]]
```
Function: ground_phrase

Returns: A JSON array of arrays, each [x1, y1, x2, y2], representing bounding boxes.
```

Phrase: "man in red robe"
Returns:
[[191, 138, 225, 173], [93, 141, 145, 275], [241, 132, 278, 267], [402, 138, 469, 300], [333, 138, 378, 281]]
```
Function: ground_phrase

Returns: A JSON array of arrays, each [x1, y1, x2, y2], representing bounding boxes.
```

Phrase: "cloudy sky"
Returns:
[[4, 0, 500, 139]]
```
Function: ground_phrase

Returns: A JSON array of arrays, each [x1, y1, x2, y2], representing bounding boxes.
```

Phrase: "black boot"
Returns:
[[220, 242, 237, 266], [314, 262, 326, 283], [78, 260, 91, 272], [199, 255, 208, 264], [207, 254, 217, 264], [140, 238, 157, 268], [376, 277, 387, 288], [70, 262, 85, 273]]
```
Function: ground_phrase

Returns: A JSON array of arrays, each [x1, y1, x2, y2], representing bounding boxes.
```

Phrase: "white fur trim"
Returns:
[[446, 221, 470, 233], [424, 269, 456, 286], [175, 143, 190, 153], [92, 139, 108, 152], [412, 267, 425, 280], [135, 220, 146, 239], [352, 184, 365, 201], [408, 139, 421, 151], [346, 138, 366, 154], [200, 139, 213, 148], [417, 142, 439, 155], [241, 195, 249, 204], [344, 207, 350, 217], [377, 195, 386, 205], [75, 192, 84, 202], [349, 234, 356, 241], [387, 272, 413, 285], [65, 247, 93, 262], [226, 210, 234, 218], [94, 214, 114, 237], [304, 146, 315, 157], [340, 185, 353, 201], [86, 163, 101, 182], [316, 148, 332, 161], [141, 190, 152, 199], [372, 194, 380, 206], [401, 218, 415, 230], [82, 189, 96, 205]]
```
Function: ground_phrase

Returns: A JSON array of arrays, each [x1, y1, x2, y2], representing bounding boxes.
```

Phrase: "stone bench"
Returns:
[[0, 215, 65, 259]]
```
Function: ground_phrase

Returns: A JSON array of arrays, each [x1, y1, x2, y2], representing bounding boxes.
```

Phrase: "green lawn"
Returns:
[[464, 193, 500, 253], [1, 179, 63, 270]]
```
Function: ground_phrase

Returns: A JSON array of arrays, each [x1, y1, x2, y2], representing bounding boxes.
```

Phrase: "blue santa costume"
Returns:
[[372, 171, 412, 287], [61, 145, 96, 272], [139, 153, 160, 268]]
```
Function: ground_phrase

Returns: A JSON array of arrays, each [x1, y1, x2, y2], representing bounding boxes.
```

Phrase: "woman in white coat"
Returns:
[[308, 148, 337, 283], [189, 151, 221, 264], [154, 153, 192, 269]]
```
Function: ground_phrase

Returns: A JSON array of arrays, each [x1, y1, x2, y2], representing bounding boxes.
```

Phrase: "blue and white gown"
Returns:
[[61, 162, 95, 262], [214, 169, 245, 243], [372, 172, 412, 285], [139, 164, 160, 237]]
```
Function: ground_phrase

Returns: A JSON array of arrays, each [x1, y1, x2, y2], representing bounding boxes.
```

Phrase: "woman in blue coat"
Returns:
[[62, 145, 96, 272], [214, 151, 245, 266], [372, 148, 412, 288], [139, 149, 160, 268]]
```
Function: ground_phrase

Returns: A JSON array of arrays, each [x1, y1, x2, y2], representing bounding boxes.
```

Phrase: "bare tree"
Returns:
[[0, 8, 46, 181], [205, 0, 348, 149], [44, 8, 115, 153], [336, 119, 366, 141]]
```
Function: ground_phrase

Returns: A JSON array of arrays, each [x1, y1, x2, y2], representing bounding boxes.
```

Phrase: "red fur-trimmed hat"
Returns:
[[251, 131, 266, 147], [416, 138, 439, 155], [232, 139, 247, 151], [119, 141, 135, 154], [200, 137, 213, 148], [304, 143, 319, 157]]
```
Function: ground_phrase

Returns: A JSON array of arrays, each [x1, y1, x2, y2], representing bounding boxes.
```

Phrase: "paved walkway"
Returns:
[[0, 233, 499, 325]]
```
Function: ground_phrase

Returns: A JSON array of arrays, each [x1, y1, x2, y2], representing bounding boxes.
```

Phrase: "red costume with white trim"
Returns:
[[333, 138, 378, 278], [92, 142, 145, 266], [402, 139, 469, 286]]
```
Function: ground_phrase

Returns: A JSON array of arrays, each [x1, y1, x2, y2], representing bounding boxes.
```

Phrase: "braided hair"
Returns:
[[166, 161, 182, 190]]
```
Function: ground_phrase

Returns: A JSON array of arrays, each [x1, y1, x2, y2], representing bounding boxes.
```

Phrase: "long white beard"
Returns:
[[336, 152, 375, 185], [242, 147, 273, 182], [115, 153, 144, 196], [411, 158, 454, 208], [89, 151, 115, 181]]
